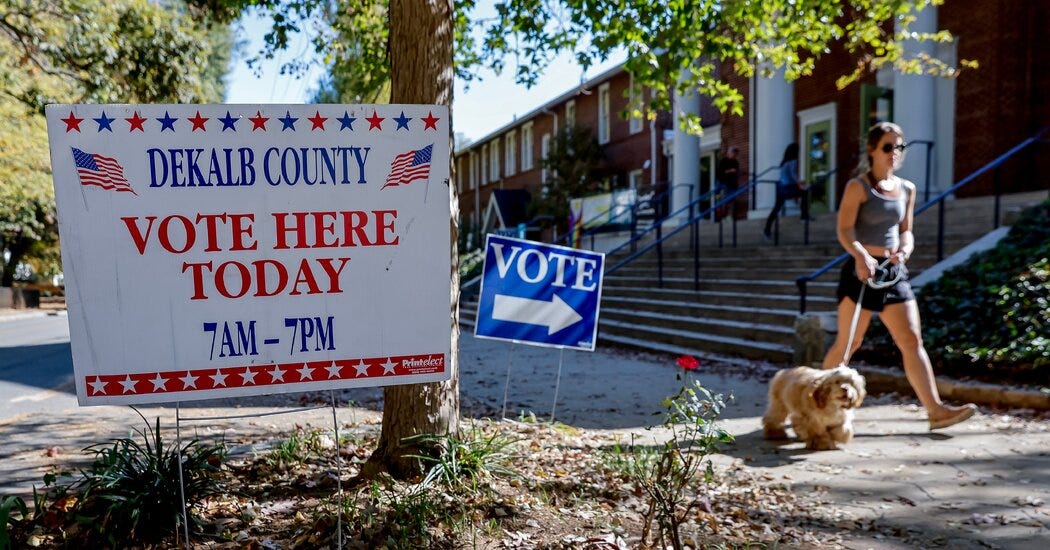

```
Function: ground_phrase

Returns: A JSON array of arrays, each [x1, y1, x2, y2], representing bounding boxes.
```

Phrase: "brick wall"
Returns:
[[454, 67, 675, 229], [942, 0, 1050, 197], [796, 42, 874, 205]]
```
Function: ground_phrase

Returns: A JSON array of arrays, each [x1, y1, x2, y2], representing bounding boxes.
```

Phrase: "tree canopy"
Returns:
[[200, 0, 970, 135], [0, 0, 232, 285]]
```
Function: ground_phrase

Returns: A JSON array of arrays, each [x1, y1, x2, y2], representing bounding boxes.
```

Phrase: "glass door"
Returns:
[[804, 120, 832, 215], [699, 152, 715, 219]]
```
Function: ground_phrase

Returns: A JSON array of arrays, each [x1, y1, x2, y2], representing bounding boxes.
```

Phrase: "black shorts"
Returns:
[[836, 261, 915, 312]]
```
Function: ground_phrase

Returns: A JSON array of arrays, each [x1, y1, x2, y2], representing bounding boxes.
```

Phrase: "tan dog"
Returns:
[[762, 366, 866, 450]]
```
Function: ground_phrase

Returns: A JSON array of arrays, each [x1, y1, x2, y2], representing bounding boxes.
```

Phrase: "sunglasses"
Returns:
[[881, 143, 907, 153]]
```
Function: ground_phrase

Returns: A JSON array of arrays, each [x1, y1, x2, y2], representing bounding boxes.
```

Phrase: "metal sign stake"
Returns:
[[501, 343, 515, 419], [329, 390, 344, 550], [175, 402, 190, 549], [550, 348, 566, 423]]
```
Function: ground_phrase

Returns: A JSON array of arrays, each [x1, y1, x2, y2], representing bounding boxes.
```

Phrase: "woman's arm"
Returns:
[[838, 179, 878, 279], [792, 160, 806, 190], [893, 179, 917, 264]]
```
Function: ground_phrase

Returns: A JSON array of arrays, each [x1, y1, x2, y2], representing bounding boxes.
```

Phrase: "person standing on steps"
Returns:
[[763, 143, 810, 239], [822, 121, 977, 431], [715, 146, 740, 220]]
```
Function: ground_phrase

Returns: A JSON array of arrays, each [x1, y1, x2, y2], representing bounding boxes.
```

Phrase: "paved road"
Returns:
[[0, 312, 79, 419], [2, 312, 1048, 548]]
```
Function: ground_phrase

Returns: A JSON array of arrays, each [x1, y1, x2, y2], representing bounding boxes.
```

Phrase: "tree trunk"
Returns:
[[362, 0, 460, 479]]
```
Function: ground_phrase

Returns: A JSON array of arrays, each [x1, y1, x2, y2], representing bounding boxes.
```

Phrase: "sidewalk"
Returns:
[[1, 330, 1047, 548], [0, 307, 55, 322]]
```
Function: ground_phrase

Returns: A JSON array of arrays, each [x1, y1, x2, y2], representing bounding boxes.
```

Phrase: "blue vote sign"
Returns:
[[475, 235, 605, 351]]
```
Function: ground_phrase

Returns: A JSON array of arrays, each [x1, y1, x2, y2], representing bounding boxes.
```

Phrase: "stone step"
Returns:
[[596, 333, 757, 367], [609, 238, 976, 262], [628, 215, 999, 246], [613, 265, 820, 280], [599, 286, 839, 311], [604, 275, 839, 295], [598, 318, 794, 362], [600, 295, 801, 326], [601, 307, 795, 346], [611, 256, 941, 277]]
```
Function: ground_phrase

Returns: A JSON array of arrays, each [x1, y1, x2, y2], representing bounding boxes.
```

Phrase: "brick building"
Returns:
[[454, 1, 1049, 244], [454, 65, 689, 248]]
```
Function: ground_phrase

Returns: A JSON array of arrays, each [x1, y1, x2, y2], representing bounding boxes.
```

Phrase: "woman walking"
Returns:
[[764, 143, 809, 239], [822, 122, 976, 430]]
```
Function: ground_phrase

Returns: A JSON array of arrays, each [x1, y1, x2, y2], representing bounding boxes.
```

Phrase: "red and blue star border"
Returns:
[[60, 108, 442, 134], [83, 353, 445, 397]]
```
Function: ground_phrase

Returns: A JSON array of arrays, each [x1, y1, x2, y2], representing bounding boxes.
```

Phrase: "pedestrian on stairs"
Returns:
[[715, 146, 740, 221], [822, 121, 976, 431], [763, 143, 810, 239]]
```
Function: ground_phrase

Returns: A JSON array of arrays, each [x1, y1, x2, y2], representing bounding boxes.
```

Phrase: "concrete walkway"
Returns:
[[1, 318, 1047, 548]]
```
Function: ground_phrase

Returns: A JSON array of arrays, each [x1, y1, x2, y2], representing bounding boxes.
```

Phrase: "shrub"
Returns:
[[605, 379, 734, 550], [863, 199, 1049, 383], [63, 413, 226, 545]]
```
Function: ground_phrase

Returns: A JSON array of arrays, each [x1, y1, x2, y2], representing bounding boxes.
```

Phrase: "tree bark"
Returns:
[[362, 0, 460, 479]]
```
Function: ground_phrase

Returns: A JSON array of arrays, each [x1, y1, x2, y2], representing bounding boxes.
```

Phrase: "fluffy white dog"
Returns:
[[762, 366, 866, 450]]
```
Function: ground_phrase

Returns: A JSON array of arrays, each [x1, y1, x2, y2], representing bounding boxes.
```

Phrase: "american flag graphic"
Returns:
[[71, 148, 136, 195], [383, 144, 433, 189]]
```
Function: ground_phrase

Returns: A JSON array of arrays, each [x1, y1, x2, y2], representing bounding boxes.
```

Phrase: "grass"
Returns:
[[408, 421, 522, 491]]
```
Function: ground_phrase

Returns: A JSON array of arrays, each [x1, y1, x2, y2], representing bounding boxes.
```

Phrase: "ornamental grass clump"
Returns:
[[24, 411, 227, 547], [408, 421, 521, 492]]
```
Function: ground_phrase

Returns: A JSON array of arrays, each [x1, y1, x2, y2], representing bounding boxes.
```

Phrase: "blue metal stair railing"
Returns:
[[605, 165, 780, 290], [794, 127, 1049, 314]]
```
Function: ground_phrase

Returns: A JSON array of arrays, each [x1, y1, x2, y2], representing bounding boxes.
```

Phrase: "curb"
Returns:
[[855, 364, 1050, 411], [0, 309, 59, 323]]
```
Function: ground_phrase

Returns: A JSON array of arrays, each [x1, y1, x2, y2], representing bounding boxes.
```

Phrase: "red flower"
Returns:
[[676, 355, 700, 370]]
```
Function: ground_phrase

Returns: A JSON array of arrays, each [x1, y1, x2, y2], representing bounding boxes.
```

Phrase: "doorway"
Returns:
[[804, 120, 832, 215], [797, 103, 837, 215]]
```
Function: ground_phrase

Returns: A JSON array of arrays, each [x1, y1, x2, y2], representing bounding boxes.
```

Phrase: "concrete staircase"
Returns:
[[459, 191, 1047, 364]]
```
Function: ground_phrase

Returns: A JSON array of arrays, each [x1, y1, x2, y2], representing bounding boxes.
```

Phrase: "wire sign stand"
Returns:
[[173, 400, 346, 550]]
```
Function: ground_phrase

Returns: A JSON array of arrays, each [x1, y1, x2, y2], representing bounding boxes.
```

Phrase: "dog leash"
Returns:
[[841, 257, 904, 366]]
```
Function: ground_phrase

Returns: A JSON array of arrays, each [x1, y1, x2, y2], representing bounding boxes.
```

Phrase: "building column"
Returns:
[[671, 75, 700, 225], [749, 70, 794, 218], [893, 5, 938, 195]]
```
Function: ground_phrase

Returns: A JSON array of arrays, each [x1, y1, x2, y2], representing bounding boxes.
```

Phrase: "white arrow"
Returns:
[[492, 294, 584, 335]]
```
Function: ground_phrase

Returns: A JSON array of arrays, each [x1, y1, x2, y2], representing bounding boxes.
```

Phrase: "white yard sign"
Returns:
[[45, 104, 451, 405]]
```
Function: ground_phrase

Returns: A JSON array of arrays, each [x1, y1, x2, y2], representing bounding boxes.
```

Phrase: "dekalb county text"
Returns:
[[147, 146, 370, 187], [120, 210, 398, 300]]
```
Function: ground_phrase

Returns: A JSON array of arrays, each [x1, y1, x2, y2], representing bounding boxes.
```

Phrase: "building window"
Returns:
[[521, 123, 534, 171], [565, 100, 576, 128], [598, 83, 610, 144], [505, 131, 516, 176], [480, 145, 488, 186], [489, 140, 500, 181], [540, 133, 551, 184], [629, 76, 643, 134]]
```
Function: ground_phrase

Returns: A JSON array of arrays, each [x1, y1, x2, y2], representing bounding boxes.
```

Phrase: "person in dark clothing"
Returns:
[[716, 146, 740, 192], [715, 146, 740, 220], [763, 143, 809, 238]]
